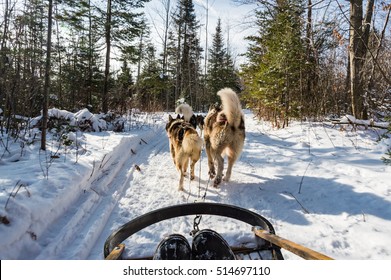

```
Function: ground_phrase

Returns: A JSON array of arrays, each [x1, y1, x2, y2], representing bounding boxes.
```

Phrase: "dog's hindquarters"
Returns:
[[204, 88, 245, 187], [176, 129, 203, 191]]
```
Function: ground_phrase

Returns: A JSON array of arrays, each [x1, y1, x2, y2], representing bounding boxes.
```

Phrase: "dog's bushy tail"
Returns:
[[217, 88, 243, 128], [175, 103, 193, 122]]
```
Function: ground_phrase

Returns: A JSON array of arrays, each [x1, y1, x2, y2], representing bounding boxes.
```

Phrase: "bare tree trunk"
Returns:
[[305, 0, 314, 115], [162, 0, 171, 111], [88, 0, 93, 108], [366, 3, 391, 106], [54, 2, 63, 106], [0, 0, 10, 134], [136, 31, 144, 87], [103, 0, 112, 113], [175, 5, 183, 104], [41, 0, 53, 151], [349, 0, 374, 119]]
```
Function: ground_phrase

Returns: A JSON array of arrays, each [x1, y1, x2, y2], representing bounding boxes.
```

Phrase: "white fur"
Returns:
[[175, 104, 194, 122], [217, 88, 243, 128]]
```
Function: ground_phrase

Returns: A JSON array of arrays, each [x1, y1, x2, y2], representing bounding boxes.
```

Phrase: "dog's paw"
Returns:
[[208, 170, 216, 179], [213, 176, 222, 187], [190, 175, 195, 180]]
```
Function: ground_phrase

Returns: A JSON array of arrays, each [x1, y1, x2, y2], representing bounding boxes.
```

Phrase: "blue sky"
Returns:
[[145, 0, 258, 66]]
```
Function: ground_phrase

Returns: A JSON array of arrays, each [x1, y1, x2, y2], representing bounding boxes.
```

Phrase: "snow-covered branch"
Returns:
[[331, 114, 390, 129]]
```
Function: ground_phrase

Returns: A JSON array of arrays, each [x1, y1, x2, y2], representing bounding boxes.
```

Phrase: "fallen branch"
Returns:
[[331, 115, 389, 129]]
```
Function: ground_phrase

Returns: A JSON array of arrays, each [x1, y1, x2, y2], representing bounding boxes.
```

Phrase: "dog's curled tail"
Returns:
[[217, 88, 243, 128], [175, 103, 193, 122]]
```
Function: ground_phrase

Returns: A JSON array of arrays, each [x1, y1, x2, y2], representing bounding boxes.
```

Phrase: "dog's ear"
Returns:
[[189, 115, 197, 129], [197, 115, 205, 125]]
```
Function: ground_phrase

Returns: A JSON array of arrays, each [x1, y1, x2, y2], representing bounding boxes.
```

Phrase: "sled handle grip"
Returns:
[[105, 243, 125, 260], [253, 227, 333, 260]]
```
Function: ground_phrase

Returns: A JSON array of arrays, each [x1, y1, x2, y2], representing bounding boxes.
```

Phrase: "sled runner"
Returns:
[[103, 202, 332, 260]]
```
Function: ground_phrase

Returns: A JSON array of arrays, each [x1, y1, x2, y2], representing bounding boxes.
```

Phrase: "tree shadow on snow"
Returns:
[[221, 174, 391, 226]]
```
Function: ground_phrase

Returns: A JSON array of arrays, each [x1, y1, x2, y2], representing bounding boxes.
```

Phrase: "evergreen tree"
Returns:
[[137, 43, 166, 111], [165, 30, 179, 110], [207, 18, 240, 104], [52, 0, 104, 111], [241, 0, 306, 127], [101, 0, 150, 113], [172, 0, 202, 108]]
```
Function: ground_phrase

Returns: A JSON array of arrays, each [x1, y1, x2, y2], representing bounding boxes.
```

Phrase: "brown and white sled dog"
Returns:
[[166, 115, 203, 191], [204, 88, 245, 187]]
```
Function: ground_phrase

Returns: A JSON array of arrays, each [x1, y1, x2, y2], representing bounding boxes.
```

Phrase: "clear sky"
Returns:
[[144, 0, 258, 67]]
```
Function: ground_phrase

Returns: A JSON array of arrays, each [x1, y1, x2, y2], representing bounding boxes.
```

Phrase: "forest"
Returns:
[[0, 0, 390, 127]]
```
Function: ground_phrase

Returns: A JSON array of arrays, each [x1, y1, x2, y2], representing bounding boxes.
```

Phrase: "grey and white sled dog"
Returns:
[[203, 88, 245, 187]]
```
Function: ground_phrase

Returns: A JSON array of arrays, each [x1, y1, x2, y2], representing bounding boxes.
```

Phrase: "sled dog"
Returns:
[[166, 115, 203, 191], [203, 88, 245, 187], [175, 103, 204, 130]]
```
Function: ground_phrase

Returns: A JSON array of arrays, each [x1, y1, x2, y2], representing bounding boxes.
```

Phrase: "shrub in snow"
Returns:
[[74, 108, 107, 132]]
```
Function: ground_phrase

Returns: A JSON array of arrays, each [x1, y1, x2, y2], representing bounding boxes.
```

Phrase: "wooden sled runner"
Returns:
[[104, 202, 332, 260]]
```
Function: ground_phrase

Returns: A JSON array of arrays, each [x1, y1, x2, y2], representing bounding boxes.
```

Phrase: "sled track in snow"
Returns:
[[34, 128, 167, 259]]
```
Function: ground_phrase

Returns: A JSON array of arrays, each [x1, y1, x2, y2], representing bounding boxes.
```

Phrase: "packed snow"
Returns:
[[1, 109, 391, 260]]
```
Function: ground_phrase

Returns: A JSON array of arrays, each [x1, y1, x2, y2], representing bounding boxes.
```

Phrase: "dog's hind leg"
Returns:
[[176, 157, 187, 191], [178, 171, 185, 191], [205, 138, 216, 178], [214, 153, 224, 187], [189, 160, 196, 180], [224, 155, 236, 182], [178, 164, 186, 191], [170, 143, 176, 165], [190, 151, 201, 180]]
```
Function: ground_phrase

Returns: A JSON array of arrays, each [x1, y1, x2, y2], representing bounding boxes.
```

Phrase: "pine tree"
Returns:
[[172, 0, 203, 108], [101, 0, 150, 113], [207, 18, 240, 104], [53, 0, 104, 111], [241, 0, 306, 127], [137, 43, 166, 111]]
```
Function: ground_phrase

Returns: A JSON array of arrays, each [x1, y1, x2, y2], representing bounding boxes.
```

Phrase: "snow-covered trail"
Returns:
[[87, 113, 391, 260], [26, 128, 164, 260], [9, 111, 390, 260]]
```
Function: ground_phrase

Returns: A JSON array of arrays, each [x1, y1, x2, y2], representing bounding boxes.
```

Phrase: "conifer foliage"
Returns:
[[241, 0, 306, 128], [207, 18, 240, 105]]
